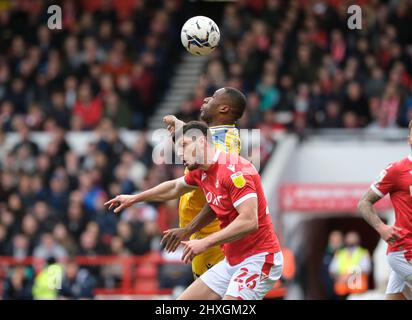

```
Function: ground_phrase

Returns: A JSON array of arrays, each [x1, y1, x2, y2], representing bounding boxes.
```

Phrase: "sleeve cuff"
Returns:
[[370, 184, 384, 198], [233, 193, 257, 208], [178, 176, 197, 187]]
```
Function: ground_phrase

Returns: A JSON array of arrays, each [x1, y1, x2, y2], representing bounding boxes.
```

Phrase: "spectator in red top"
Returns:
[[73, 82, 103, 130], [101, 48, 132, 80], [131, 62, 155, 109], [330, 30, 346, 65], [380, 83, 401, 128]]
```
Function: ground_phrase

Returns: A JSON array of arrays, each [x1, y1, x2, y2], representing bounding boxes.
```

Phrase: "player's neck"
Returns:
[[207, 118, 235, 127]]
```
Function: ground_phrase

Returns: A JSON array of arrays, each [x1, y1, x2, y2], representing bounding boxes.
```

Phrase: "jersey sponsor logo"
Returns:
[[231, 171, 246, 188], [206, 191, 223, 206]]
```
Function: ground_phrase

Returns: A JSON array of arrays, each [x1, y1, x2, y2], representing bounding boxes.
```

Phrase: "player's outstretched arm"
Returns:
[[181, 198, 258, 263], [105, 177, 196, 213], [358, 189, 402, 244], [185, 204, 217, 235], [161, 204, 217, 252]]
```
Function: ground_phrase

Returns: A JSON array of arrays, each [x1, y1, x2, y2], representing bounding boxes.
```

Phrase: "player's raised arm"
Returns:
[[163, 115, 185, 135], [184, 204, 217, 236], [358, 188, 402, 244], [104, 177, 196, 213]]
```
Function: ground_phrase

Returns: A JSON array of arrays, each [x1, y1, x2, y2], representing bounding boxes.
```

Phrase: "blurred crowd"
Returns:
[[0, 118, 188, 298], [0, 0, 184, 132], [178, 0, 412, 136], [0, 0, 190, 299]]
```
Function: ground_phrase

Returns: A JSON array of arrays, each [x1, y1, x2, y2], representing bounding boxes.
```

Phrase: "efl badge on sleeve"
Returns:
[[231, 172, 246, 188]]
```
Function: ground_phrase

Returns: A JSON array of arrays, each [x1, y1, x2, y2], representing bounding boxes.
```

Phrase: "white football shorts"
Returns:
[[200, 251, 283, 300], [385, 250, 412, 298]]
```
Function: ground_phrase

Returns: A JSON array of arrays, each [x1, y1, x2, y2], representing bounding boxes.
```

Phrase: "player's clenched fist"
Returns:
[[163, 115, 184, 135], [104, 195, 135, 213], [181, 239, 210, 264]]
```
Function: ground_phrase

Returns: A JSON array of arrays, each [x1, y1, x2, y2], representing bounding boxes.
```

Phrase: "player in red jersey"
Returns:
[[358, 121, 412, 300], [105, 121, 283, 300]]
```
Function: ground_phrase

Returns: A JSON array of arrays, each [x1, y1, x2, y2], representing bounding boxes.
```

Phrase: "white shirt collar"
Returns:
[[212, 149, 221, 163]]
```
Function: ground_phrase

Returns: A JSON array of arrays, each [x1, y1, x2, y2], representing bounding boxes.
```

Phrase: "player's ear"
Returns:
[[199, 135, 207, 145], [200, 135, 212, 149], [218, 104, 230, 114]]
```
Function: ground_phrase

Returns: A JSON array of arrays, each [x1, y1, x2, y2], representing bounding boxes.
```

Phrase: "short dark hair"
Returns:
[[223, 87, 246, 120], [172, 121, 212, 143]]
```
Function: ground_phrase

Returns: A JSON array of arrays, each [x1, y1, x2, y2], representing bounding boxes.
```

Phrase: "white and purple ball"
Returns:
[[181, 16, 220, 56]]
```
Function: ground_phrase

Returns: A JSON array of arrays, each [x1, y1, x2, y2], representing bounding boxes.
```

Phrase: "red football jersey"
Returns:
[[371, 155, 412, 253], [183, 150, 281, 265]]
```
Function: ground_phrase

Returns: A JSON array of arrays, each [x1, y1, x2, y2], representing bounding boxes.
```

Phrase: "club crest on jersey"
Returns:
[[231, 171, 246, 188], [201, 173, 207, 181]]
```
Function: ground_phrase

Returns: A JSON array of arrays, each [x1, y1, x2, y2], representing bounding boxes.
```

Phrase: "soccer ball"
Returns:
[[180, 16, 220, 56]]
